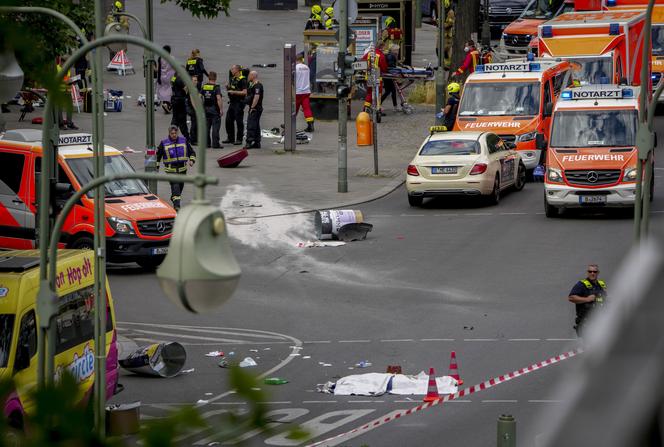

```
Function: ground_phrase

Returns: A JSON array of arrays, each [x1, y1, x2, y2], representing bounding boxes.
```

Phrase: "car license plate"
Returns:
[[431, 166, 457, 174], [151, 247, 168, 255], [579, 195, 607, 204]]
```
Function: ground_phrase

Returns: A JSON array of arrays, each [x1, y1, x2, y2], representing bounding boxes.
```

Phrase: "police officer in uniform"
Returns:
[[186, 74, 201, 145], [202, 71, 224, 148], [245, 70, 264, 149], [568, 264, 607, 337], [186, 49, 208, 91], [224, 64, 248, 145], [156, 125, 196, 211], [170, 73, 190, 142]]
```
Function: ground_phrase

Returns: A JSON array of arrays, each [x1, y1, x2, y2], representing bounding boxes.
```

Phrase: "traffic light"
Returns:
[[337, 53, 356, 79]]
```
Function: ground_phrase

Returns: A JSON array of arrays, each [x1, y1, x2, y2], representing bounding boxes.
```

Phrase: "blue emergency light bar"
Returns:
[[609, 23, 620, 35], [561, 87, 633, 100], [475, 62, 541, 73], [606, 0, 617, 6], [542, 26, 553, 38]]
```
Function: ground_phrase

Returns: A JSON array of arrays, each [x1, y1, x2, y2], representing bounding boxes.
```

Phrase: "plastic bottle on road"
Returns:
[[264, 377, 289, 385]]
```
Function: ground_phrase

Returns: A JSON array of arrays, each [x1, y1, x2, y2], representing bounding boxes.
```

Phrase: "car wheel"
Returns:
[[514, 162, 526, 191], [408, 194, 423, 207], [544, 195, 559, 218], [488, 175, 500, 205], [69, 234, 94, 250], [137, 256, 166, 271]]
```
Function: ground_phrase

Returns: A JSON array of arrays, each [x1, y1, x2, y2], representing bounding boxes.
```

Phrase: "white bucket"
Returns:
[[314, 210, 364, 240]]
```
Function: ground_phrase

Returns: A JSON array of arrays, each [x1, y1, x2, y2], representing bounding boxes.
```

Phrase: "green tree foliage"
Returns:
[[162, 0, 231, 18]]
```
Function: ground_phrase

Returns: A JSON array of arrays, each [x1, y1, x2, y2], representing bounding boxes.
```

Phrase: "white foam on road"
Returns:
[[220, 184, 314, 249]]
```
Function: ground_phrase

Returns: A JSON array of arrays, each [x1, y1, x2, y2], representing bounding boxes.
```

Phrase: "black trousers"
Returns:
[[206, 110, 221, 148], [225, 102, 245, 142], [187, 102, 198, 144], [246, 108, 262, 147], [171, 98, 190, 141], [169, 172, 185, 210], [381, 79, 397, 107]]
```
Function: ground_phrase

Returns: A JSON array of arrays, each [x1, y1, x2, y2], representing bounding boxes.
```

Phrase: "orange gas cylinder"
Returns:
[[356, 111, 372, 146]]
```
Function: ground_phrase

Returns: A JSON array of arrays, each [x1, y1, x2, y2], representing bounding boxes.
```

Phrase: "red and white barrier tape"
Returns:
[[306, 348, 583, 447]]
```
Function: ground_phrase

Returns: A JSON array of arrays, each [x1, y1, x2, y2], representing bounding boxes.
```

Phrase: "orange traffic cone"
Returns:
[[448, 351, 464, 386], [423, 367, 440, 402]]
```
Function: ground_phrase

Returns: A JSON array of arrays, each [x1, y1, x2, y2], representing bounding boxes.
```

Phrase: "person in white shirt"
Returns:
[[295, 52, 315, 132]]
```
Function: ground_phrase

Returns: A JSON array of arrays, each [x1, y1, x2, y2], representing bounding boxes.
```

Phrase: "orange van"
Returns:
[[0, 129, 176, 269], [453, 59, 572, 171]]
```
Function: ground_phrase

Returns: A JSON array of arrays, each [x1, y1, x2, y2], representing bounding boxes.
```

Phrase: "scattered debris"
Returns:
[[386, 365, 403, 374], [264, 377, 289, 385], [233, 200, 263, 208], [179, 368, 195, 375], [205, 393, 213, 396], [196, 399, 209, 404], [228, 351, 235, 356], [249, 349, 259, 353], [218, 360, 230, 368], [299, 270, 309, 274], [217, 148, 248, 168], [355, 361, 372, 368], [297, 241, 346, 248], [239, 357, 257, 368], [264, 348, 271, 351], [119, 342, 187, 378], [463, 326, 474, 330], [289, 352, 301, 357], [205, 351, 225, 357], [315, 210, 366, 240], [303, 356, 311, 359]]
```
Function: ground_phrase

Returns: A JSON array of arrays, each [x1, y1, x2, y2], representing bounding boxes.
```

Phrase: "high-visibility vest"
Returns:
[[160, 136, 192, 173], [581, 279, 607, 304]]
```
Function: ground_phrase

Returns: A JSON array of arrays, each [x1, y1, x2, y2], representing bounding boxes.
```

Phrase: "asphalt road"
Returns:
[[108, 160, 664, 445]]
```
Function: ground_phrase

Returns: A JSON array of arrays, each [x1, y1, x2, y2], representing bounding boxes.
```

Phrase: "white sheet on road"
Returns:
[[332, 372, 458, 396]]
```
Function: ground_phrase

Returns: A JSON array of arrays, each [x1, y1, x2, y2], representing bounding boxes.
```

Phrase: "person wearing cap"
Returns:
[[296, 52, 315, 132], [441, 82, 461, 130], [156, 125, 196, 211], [244, 71, 264, 149]]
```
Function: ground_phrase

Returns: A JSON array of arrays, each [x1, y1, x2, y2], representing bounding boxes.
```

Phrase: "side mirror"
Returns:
[[543, 102, 553, 118], [14, 344, 30, 371], [536, 133, 547, 150], [55, 182, 72, 195]]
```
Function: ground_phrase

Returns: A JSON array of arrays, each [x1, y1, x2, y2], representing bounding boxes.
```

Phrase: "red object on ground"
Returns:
[[31, 117, 43, 125], [217, 148, 248, 168], [423, 367, 440, 402], [448, 351, 464, 386]]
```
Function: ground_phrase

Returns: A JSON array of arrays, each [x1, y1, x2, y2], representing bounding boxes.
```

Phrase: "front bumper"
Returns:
[[106, 234, 170, 262], [407, 176, 494, 197], [544, 183, 636, 208]]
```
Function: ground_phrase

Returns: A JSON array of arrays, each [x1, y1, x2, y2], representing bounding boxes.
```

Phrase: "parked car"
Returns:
[[480, 0, 529, 38]]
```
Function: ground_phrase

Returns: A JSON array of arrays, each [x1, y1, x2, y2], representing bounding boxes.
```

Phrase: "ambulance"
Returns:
[[0, 130, 176, 269], [601, 0, 664, 99], [537, 10, 648, 86], [1, 250, 119, 430], [543, 84, 651, 216], [453, 59, 572, 170]]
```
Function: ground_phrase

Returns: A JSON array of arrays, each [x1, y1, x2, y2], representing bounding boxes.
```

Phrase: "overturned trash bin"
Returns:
[[119, 342, 187, 378], [315, 210, 364, 240], [106, 401, 141, 436], [217, 148, 248, 168]]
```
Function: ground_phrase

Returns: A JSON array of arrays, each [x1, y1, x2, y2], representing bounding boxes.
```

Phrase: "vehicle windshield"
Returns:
[[0, 314, 15, 368], [653, 25, 664, 57], [67, 155, 149, 198], [420, 140, 480, 156], [520, 0, 564, 19], [550, 109, 638, 147], [459, 82, 540, 116], [566, 57, 614, 86]]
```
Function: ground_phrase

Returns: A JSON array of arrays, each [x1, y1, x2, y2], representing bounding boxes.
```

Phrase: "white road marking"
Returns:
[[304, 341, 332, 344], [379, 339, 414, 342], [349, 400, 383, 403], [316, 410, 404, 447], [266, 410, 376, 446], [338, 340, 371, 343], [508, 338, 541, 341], [546, 338, 576, 341], [464, 338, 499, 341], [465, 213, 493, 216], [128, 328, 258, 344], [500, 212, 527, 215], [211, 408, 310, 446], [303, 401, 338, 404], [420, 338, 456, 341], [528, 400, 563, 403], [482, 399, 518, 403]]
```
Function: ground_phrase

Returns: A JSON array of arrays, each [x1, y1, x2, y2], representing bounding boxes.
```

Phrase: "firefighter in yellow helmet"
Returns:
[[324, 6, 339, 29], [440, 82, 461, 130], [381, 16, 402, 49], [305, 6, 325, 30]]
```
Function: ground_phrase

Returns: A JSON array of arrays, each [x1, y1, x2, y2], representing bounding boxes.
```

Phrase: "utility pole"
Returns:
[[415, 0, 422, 28], [435, 0, 445, 124], [144, 0, 157, 193], [338, 0, 349, 192]]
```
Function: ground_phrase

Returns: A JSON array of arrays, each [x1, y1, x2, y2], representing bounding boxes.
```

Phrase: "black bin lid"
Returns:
[[0, 256, 41, 272]]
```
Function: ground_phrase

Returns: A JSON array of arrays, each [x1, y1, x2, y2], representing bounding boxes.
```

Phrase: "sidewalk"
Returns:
[[2, 0, 439, 216]]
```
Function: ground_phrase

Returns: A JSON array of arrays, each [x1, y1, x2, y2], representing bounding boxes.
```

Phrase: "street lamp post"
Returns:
[[40, 34, 216, 437], [435, 0, 445, 124]]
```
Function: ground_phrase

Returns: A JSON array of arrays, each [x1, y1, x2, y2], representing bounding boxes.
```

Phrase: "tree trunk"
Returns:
[[449, 0, 480, 77]]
